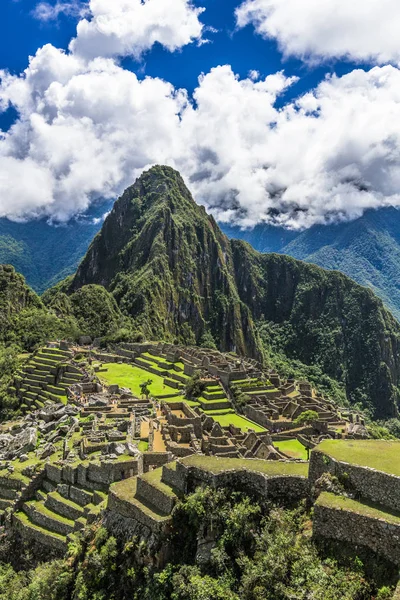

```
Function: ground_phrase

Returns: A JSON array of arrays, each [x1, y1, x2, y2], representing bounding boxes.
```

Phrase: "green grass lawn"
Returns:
[[209, 412, 266, 433], [275, 439, 309, 461], [98, 363, 170, 398], [315, 439, 400, 476], [316, 492, 400, 524], [183, 455, 308, 477]]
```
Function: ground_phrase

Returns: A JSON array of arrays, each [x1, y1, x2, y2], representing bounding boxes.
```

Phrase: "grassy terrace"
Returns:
[[208, 412, 266, 432], [275, 439, 308, 461], [141, 468, 178, 498], [98, 363, 170, 398], [315, 440, 400, 476], [182, 455, 309, 477], [110, 478, 171, 520], [14, 511, 66, 541], [316, 492, 400, 525]]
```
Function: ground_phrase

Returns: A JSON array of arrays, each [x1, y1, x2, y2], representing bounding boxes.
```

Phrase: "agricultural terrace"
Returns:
[[98, 363, 174, 399], [204, 412, 265, 433], [315, 439, 400, 476], [316, 492, 400, 525], [98, 363, 265, 433], [182, 454, 309, 477], [274, 439, 309, 461]]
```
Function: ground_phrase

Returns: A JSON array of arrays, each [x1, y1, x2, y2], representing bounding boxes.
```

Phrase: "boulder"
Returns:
[[6, 427, 38, 458], [38, 443, 56, 459], [126, 443, 139, 457]]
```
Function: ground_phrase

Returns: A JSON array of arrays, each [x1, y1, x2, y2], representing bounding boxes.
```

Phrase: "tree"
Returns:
[[294, 410, 319, 426], [186, 371, 206, 400], [140, 379, 153, 399]]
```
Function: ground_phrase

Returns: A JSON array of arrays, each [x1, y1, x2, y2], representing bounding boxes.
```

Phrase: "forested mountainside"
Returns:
[[222, 207, 400, 320], [45, 165, 400, 418], [0, 204, 111, 294]]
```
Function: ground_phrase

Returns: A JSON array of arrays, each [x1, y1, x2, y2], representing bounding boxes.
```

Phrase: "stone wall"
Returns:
[[169, 460, 309, 502], [46, 459, 139, 489], [136, 477, 176, 514], [23, 502, 72, 536], [309, 451, 400, 512], [12, 514, 67, 553], [313, 501, 400, 566], [142, 452, 172, 473], [107, 488, 168, 534]]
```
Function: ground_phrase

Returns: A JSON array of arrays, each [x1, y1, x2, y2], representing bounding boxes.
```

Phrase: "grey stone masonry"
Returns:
[[313, 499, 400, 566], [12, 513, 67, 553], [309, 451, 400, 513], [136, 476, 177, 515]]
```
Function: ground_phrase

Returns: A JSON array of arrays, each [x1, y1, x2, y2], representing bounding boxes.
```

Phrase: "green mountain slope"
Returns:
[[71, 165, 261, 359], [222, 208, 400, 321], [64, 166, 400, 418], [0, 207, 110, 294]]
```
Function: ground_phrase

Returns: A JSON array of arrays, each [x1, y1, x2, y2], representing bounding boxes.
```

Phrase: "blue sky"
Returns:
[[1, 0, 400, 229], [1, 0, 371, 119]]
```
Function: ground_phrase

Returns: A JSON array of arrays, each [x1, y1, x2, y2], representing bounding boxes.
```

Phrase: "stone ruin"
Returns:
[[160, 402, 285, 460]]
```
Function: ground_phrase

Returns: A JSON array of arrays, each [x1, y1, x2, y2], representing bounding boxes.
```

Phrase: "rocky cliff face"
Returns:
[[230, 242, 400, 418], [70, 166, 400, 417], [72, 166, 261, 358]]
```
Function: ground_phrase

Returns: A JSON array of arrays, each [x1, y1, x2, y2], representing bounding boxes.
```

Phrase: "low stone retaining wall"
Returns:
[[45, 494, 83, 521], [12, 514, 67, 553], [161, 465, 182, 490], [168, 460, 309, 502], [142, 452, 172, 473], [23, 503, 73, 536], [136, 478, 176, 514], [185, 465, 308, 503], [309, 451, 400, 513], [107, 488, 168, 533], [0, 476, 25, 491], [313, 500, 400, 566]]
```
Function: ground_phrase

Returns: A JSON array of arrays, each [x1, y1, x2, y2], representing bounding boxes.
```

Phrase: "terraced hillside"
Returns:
[[107, 456, 309, 539], [13, 347, 84, 412], [101, 344, 263, 433], [14, 464, 108, 553]]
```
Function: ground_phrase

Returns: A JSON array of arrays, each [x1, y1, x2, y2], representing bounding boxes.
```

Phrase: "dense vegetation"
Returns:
[[0, 487, 395, 600], [222, 207, 400, 321], [0, 205, 110, 294]]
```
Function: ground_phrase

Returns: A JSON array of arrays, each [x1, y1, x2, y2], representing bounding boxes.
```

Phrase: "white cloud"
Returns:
[[235, 0, 400, 65], [33, 1, 88, 22], [3, 42, 400, 228], [70, 0, 205, 60]]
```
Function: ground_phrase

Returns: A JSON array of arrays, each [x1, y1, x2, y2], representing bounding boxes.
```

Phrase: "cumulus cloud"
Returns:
[[235, 0, 400, 65], [3, 41, 400, 227], [69, 0, 205, 60]]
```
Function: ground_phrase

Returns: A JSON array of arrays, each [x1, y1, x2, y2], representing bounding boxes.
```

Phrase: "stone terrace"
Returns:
[[310, 439, 400, 565]]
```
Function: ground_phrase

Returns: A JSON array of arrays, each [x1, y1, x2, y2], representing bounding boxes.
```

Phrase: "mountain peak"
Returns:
[[67, 168, 400, 417]]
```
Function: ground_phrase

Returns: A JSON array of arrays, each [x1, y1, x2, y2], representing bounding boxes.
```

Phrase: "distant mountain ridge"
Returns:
[[221, 207, 400, 320], [0, 203, 111, 294], [43, 165, 400, 418]]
